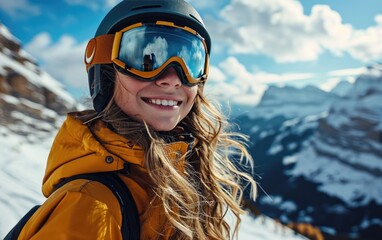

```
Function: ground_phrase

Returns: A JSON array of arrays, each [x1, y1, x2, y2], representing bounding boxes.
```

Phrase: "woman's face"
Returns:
[[114, 67, 198, 131]]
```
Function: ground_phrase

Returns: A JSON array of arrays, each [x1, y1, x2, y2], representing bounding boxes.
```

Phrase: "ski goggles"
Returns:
[[85, 21, 209, 86]]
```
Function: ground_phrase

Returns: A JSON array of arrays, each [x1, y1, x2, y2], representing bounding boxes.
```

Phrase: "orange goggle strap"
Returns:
[[84, 34, 115, 72]]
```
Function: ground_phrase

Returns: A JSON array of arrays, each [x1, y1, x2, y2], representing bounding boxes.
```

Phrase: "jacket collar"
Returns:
[[42, 111, 196, 197]]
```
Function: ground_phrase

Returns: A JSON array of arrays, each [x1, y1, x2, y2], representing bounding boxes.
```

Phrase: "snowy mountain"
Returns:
[[0, 23, 309, 239], [292, 66, 382, 206], [237, 66, 382, 240], [237, 84, 337, 146], [330, 80, 353, 97], [0, 23, 78, 236]]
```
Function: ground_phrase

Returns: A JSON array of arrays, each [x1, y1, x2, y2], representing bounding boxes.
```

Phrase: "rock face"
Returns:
[[0, 23, 78, 131]]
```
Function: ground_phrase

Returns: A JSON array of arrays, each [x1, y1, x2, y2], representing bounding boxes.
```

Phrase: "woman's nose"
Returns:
[[155, 67, 182, 88]]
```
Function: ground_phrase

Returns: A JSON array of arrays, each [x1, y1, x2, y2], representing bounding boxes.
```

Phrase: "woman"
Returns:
[[19, 0, 257, 239]]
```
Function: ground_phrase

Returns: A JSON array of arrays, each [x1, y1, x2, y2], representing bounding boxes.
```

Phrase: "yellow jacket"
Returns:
[[19, 111, 193, 240]]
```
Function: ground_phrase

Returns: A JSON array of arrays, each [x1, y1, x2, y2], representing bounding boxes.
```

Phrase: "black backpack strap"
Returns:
[[4, 172, 140, 240], [56, 172, 140, 240], [4, 205, 41, 240]]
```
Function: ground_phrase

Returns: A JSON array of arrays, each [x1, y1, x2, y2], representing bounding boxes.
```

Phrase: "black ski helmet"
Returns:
[[87, 0, 211, 112]]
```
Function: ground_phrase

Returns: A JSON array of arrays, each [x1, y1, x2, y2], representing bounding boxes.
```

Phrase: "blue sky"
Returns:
[[1, 0, 381, 106]]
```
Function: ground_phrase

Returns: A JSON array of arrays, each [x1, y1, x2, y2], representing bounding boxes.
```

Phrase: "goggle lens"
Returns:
[[84, 22, 209, 86], [116, 24, 208, 84]]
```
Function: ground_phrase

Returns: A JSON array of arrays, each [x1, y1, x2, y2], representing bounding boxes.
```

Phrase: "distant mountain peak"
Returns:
[[259, 84, 336, 106], [247, 84, 339, 120], [330, 80, 353, 97]]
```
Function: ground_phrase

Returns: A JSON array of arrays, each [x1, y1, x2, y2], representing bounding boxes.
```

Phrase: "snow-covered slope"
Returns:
[[0, 123, 55, 233], [238, 214, 308, 240], [0, 23, 308, 239], [291, 66, 382, 206]]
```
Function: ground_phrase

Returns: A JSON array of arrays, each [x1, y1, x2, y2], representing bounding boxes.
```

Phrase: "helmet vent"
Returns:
[[131, 5, 162, 11]]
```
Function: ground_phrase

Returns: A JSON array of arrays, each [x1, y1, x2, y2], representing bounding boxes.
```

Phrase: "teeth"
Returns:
[[149, 99, 179, 106]]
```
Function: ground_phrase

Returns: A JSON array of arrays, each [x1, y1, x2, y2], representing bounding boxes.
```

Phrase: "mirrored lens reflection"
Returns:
[[119, 25, 206, 78]]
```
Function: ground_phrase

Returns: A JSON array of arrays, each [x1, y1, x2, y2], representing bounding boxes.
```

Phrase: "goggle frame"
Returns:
[[85, 21, 210, 86]]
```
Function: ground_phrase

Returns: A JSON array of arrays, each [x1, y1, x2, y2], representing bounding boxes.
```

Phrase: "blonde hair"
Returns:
[[89, 65, 257, 239]]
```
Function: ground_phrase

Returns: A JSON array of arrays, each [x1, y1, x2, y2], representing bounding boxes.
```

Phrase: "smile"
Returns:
[[143, 98, 181, 107]]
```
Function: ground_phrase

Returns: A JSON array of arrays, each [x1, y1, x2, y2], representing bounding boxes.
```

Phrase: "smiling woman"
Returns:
[[113, 67, 197, 131], [9, 0, 257, 240]]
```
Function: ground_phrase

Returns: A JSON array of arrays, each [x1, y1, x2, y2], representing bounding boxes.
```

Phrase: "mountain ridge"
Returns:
[[237, 65, 382, 239]]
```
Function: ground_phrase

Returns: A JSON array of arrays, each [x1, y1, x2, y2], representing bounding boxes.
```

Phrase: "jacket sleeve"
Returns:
[[18, 180, 123, 240]]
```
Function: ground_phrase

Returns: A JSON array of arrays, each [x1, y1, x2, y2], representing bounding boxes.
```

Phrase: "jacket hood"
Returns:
[[42, 111, 193, 197]]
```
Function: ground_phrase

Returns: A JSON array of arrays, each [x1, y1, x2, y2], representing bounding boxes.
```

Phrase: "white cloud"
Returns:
[[205, 57, 264, 106], [0, 0, 40, 17], [208, 65, 226, 83], [327, 67, 368, 77], [206, 56, 314, 106], [25, 32, 88, 89], [208, 0, 382, 63], [254, 72, 315, 84], [347, 15, 382, 62]]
